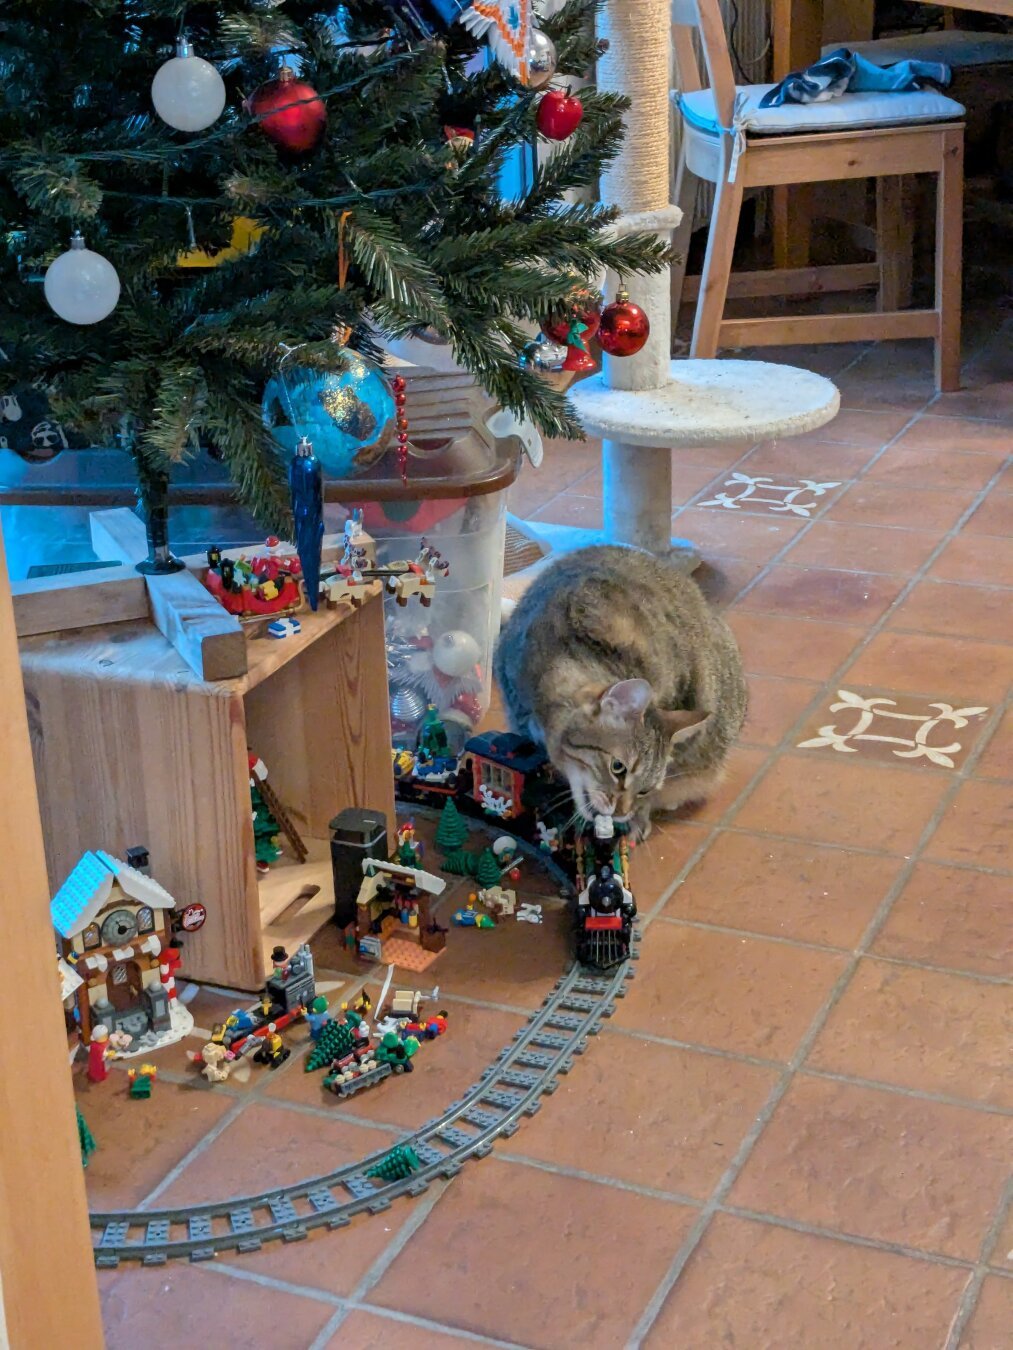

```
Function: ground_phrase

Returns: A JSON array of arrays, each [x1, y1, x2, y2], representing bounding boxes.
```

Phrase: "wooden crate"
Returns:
[[17, 512, 394, 990]]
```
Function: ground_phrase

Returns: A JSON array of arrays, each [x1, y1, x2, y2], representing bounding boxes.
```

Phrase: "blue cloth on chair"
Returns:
[[760, 47, 951, 109]]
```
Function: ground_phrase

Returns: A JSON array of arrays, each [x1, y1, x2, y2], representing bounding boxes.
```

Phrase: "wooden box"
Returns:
[[18, 523, 394, 990]]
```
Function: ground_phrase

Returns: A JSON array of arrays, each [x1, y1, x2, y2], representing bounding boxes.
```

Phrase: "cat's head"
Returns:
[[555, 679, 711, 822]]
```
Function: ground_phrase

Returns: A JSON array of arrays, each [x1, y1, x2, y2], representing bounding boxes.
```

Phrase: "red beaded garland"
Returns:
[[390, 375, 410, 484]]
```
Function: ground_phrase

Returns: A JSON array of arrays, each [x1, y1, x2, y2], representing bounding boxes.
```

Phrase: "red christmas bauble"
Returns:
[[536, 89, 584, 141], [542, 304, 600, 345], [597, 290, 650, 357], [562, 345, 597, 373], [246, 67, 326, 154]]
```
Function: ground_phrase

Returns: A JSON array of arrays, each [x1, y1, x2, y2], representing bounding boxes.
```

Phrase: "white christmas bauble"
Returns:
[[43, 233, 120, 325], [432, 629, 481, 678], [151, 38, 226, 132]]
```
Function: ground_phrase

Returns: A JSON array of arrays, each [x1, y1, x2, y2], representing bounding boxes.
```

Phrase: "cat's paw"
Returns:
[[631, 805, 654, 843]]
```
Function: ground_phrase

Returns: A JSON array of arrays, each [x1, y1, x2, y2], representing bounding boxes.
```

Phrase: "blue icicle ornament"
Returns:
[[290, 435, 324, 612]]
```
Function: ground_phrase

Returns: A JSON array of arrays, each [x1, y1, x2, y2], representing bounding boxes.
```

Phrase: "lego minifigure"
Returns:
[[86, 1025, 113, 1083], [270, 945, 291, 979], [127, 1063, 158, 1099], [253, 1026, 291, 1069], [305, 995, 332, 1041]]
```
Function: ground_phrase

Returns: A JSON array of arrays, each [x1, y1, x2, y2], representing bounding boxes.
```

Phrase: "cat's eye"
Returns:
[[609, 758, 626, 777]]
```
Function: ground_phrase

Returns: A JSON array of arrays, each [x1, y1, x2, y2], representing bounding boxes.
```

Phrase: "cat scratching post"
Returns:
[[560, 0, 840, 564]]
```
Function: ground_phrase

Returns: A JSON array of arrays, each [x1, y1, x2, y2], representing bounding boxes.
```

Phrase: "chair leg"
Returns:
[[876, 176, 912, 311], [690, 160, 745, 359], [670, 155, 697, 322], [935, 128, 964, 392]]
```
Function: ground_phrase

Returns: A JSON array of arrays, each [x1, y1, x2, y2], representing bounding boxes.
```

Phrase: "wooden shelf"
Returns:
[[21, 586, 394, 990]]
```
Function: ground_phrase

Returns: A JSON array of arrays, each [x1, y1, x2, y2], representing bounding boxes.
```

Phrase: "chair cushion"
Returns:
[[677, 83, 964, 137], [827, 32, 1013, 69]]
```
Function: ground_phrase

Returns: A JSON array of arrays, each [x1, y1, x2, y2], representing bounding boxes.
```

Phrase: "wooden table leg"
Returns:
[[0, 522, 103, 1347]]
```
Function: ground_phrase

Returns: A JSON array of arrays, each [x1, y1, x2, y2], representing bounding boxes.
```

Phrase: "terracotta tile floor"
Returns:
[[85, 323, 1011, 1348]]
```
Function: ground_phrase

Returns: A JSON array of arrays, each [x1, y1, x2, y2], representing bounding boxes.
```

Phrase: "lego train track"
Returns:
[[89, 951, 636, 1266]]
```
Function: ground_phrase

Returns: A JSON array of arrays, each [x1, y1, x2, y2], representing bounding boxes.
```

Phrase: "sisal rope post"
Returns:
[[595, 0, 672, 395]]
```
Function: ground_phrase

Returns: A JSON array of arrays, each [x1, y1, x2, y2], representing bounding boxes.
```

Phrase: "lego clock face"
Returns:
[[101, 908, 138, 945]]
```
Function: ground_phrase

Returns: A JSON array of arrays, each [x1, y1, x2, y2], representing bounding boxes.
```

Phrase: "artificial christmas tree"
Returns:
[[0, 0, 670, 548]]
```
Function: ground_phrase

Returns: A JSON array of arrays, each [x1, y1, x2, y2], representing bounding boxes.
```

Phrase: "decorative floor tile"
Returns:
[[643, 1214, 968, 1350], [698, 471, 843, 518], [796, 689, 990, 770]]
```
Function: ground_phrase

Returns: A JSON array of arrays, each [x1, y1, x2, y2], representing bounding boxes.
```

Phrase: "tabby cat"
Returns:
[[494, 545, 747, 837]]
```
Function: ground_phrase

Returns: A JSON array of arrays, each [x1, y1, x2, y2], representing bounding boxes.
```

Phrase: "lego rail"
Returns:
[[90, 951, 637, 1265]]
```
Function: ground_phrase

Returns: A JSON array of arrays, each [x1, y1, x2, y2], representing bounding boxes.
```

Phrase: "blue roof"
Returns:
[[51, 850, 176, 940], [51, 852, 116, 940], [464, 732, 547, 775]]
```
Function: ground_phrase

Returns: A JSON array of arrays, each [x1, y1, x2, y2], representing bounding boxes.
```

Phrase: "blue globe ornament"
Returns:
[[262, 353, 395, 476]]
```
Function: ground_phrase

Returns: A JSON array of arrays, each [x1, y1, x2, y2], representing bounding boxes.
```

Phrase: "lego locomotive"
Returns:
[[393, 723, 637, 968]]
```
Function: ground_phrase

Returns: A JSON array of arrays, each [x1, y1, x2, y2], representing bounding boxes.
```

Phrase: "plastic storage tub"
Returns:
[[0, 381, 520, 745]]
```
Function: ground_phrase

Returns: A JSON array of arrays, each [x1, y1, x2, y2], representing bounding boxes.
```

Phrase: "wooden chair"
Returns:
[[670, 0, 966, 390]]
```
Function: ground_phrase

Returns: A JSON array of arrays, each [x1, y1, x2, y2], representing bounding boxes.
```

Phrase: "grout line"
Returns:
[[347, 1180, 451, 1305], [135, 1097, 247, 1209], [201, 1259, 345, 1307], [353, 1302, 532, 1350], [718, 1205, 983, 1273], [944, 1177, 1013, 1350], [651, 916, 1013, 986], [495, 1151, 704, 1209], [628, 553, 1012, 1346], [704, 820, 1013, 878], [800, 1068, 1013, 1119], [307, 1307, 353, 1349], [604, 1023, 782, 1069]]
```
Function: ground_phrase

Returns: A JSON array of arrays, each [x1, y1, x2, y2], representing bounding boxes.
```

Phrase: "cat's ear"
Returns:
[[660, 708, 712, 744], [599, 679, 653, 727]]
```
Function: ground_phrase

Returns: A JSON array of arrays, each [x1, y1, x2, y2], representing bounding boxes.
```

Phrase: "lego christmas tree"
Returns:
[[475, 847, 502, 890], [436, 799, 470, 853], [441, 848, 479, 877], [76, 1105, 96, 1168], [367, 1145, 421, 1182], [305, 1016, 355, 1072], [417, 706, 450, 758], [251, 783, 282, 866]]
